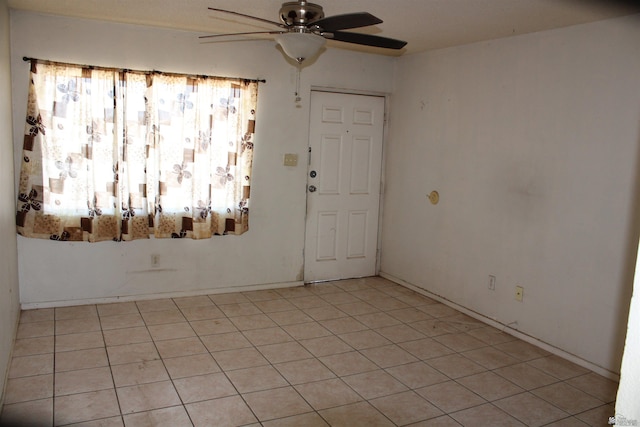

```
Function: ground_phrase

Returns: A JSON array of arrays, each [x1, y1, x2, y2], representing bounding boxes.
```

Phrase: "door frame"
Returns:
[[303, 86, 390, 283]]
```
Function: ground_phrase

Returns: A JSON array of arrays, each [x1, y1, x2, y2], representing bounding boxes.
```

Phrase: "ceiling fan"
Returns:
[[200, 1, 407, 64]]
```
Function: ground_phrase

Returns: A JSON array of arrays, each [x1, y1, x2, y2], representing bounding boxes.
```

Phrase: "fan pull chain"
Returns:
[[295, 65, 302, 104]]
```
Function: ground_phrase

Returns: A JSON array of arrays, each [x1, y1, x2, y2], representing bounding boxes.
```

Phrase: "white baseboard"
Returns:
[[20, 280, 305, 310], [380, 272, 620, 381]]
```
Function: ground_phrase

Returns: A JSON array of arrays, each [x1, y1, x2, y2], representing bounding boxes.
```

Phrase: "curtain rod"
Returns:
[[22, 57, 267, 84]]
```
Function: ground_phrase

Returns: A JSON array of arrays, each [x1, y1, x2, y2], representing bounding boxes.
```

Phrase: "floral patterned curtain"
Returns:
[[16, 61, 258, 242]]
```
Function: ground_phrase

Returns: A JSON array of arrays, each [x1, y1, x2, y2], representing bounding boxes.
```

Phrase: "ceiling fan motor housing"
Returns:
[[280, 1, 325, 27]]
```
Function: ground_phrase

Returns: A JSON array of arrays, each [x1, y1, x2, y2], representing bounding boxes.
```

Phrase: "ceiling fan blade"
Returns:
[[311, 12, 382, 31], [208, 7, 284, 28], [199, 31, 283, 39], [325, 31, 407, 49]]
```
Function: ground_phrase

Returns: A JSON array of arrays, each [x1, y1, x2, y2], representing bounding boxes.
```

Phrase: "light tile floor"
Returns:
[[0, 276, 618, 426]]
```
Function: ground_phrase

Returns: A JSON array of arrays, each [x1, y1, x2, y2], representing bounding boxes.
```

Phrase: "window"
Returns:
[[16, 60, 259, 242]]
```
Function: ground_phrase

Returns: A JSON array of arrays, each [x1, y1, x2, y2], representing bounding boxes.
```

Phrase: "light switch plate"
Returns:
[[284, 153, 298, 167]]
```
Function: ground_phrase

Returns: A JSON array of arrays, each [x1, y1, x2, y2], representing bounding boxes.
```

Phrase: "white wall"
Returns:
[[10, 11, 395, 305], [0, 0, 21, 406], [616, 243, 640, 424], [382, 14, 640, 374]]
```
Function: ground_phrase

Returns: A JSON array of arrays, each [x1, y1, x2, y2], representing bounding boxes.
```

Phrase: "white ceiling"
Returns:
[[7, 0, 640, 56]]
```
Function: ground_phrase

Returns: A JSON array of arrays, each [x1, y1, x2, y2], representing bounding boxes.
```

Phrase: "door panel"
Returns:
[[304, 91, 385, 282], [316, 211, 338, 260], [347, 210, 368, 258], [350, 136, 373, 194], [319, 136, 342, 194]]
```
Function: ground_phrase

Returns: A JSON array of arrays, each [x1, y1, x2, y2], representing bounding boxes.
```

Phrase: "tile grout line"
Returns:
[[255, 288, 399, 426], [95, 304, 126, 427], [137, 298, 197, 426], [178, 294, 261, 426]]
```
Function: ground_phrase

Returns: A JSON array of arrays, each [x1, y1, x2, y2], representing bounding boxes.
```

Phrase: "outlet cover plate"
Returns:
[[515, 285, 524, 302]]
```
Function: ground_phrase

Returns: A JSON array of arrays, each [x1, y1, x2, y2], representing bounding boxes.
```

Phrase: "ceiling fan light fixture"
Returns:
[[275, 32, 326, 63]]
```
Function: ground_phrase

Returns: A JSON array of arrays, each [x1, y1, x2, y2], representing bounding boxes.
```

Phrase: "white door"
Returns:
[[304, 91, 385, 282]]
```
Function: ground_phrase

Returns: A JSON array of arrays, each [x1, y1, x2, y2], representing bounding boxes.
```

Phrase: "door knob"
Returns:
[[308, 185, 317, 192]]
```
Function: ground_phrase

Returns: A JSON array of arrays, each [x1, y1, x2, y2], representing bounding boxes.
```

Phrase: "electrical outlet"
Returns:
[[515, 285, 524, 302], [488, 275, 496, 290]]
